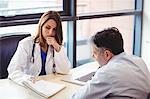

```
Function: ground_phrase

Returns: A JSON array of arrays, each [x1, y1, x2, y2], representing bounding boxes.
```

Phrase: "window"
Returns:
[[76, 16, 134, 65], [0, 0, 63, 16], [77, 0, 135, 15], [0, 0, 66, 27], [74, 0, 142, 66]]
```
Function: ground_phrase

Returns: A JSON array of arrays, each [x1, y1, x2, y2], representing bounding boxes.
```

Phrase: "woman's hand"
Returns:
[[46, 37, 56, 45], [46, 37, 61, 52], [29, 76, 42, 83], [29, 77, 37, 83]]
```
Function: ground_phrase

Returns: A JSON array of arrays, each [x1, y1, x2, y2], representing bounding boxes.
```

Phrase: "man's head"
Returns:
[[91, 27, 124, 66]]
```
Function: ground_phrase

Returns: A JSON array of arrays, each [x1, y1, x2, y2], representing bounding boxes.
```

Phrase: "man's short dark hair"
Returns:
[[91, 27, 124, 55]]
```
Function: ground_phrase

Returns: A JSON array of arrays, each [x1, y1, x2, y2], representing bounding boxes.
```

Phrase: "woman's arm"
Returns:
[[54, 46, 72, 74], [7, 40, 33, 85]]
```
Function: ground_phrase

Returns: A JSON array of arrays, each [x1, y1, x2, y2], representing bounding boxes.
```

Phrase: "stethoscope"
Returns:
[[31, 42, 56, 74]]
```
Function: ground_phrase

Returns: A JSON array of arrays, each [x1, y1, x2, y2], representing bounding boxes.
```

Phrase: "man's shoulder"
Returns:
[[123, 54, 145, 64]]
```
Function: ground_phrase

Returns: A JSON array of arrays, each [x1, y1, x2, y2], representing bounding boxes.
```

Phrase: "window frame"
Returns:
[[0, 0, 143, 67], [0, 0, 68, 27]]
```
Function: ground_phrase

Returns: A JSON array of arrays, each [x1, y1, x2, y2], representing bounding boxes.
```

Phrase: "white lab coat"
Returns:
[[72, 52, 150, 99], [8, 36, 71, 84]]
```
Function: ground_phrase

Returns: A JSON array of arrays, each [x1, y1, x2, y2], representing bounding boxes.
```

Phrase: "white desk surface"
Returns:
[[0, 62, 99, 99]]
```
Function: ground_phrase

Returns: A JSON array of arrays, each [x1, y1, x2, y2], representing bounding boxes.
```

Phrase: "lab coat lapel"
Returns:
[[34, 43, 42, 75]]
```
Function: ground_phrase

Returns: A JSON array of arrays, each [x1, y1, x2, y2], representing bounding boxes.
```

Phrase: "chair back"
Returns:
[[147, 92, 150, 99], [0, 33, 30, 79]]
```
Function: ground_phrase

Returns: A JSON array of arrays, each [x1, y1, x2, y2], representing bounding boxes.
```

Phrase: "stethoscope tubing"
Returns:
[[31, 42, 56, 73]]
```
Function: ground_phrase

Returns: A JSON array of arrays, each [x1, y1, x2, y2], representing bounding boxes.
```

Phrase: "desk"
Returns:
[[0, 62, 99, 99]]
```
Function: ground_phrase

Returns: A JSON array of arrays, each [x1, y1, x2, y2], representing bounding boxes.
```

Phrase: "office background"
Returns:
[[0, 0, 149, 70]]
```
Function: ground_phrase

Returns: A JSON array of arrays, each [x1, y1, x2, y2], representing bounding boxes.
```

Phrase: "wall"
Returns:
[[141, 0, 150, 71]]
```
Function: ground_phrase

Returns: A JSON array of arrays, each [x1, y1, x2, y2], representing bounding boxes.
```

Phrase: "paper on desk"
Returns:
[[22, 80, 66, 98]]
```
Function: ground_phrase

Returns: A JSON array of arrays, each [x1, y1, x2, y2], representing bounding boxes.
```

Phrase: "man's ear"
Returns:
[[104, 50, 113, 62]]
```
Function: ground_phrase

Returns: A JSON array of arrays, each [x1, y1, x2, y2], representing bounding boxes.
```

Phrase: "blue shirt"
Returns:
[[39, 49, 47, 75]]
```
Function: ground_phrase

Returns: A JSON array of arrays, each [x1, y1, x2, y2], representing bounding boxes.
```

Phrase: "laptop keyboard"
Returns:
[[75, 72, 95, 82]]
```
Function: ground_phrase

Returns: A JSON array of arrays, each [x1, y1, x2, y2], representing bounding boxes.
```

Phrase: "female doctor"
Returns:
[[8, 11, 71, 84]]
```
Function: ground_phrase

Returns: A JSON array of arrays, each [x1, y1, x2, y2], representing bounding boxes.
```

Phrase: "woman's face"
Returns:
[[42, 19, 57, 40]]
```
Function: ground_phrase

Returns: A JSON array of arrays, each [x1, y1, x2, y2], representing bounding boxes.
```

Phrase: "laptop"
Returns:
[[61, 71, 96, 86], [61, 61, 99, 86]]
